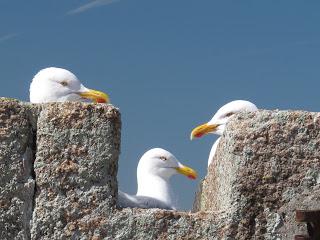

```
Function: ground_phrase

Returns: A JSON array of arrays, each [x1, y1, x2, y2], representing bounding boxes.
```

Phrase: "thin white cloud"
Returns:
[[0, 33, 18, 43], [67, 0, 120, 15]]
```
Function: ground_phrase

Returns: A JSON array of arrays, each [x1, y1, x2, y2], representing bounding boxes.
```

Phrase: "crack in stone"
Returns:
[[24, 105, 38, 240]]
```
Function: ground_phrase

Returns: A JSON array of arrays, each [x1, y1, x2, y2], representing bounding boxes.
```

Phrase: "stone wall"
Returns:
[[193, 110, 320, 239], [0, 99, 35, 239], [0, 98, 318, 239], [31, 103, 121, 239]]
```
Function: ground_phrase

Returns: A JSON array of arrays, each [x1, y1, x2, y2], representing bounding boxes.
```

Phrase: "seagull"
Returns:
[[29, 67, 109, 103], [190, 100, 258, 166], [118, 148, 197, 210]]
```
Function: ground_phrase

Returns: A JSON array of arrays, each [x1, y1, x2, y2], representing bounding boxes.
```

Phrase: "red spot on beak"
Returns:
[[195, 133, 203, 138], [97, 98, 107, 103], [188, 175, 196, 180]]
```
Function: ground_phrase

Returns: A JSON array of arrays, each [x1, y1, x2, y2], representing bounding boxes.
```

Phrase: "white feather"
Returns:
[[118, 148, 193, 210], [206, 100, 258, 166], [29, 67, 90, 103]]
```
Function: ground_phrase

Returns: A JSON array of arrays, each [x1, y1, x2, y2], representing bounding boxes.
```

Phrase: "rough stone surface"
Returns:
[[40, 207, 228, 240], [30, 102, 121, 239], [100, 208, 227, 240], [1, 98, 319, 239], [0, 98, 35, 240], [193, 110, 320, 239]]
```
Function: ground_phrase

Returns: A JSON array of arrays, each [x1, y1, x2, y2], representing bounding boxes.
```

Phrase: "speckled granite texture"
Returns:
[[0, 98, 318, 239], [193, 110, 320, 239], [31, 102, 121, 239], [0, 99, 35, 240]]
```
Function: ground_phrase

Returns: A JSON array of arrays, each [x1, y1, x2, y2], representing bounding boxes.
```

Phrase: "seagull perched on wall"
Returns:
[[118, 148, 197, 210], [29, 67, 109, 103], [190, 100, 258, 167]]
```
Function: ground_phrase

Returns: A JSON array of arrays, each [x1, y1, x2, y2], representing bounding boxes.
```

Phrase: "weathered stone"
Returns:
[[30, 102, 121, 240], [2, 98, 320, 239], [54, 208, 228, 240], [105, 208, 228, 240], [0, 98, 36, 240], [193, 110, 320, 239]]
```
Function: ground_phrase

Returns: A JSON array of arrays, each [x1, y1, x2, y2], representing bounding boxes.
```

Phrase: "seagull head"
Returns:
[[137, 148, 197, 181], [29, 67, 109, 103], [190, 100, 257, 139]]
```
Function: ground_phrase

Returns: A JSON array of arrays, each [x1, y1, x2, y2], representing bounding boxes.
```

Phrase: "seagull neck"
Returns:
[[136, 174, 173, 206], [208, 137, 221, 167]]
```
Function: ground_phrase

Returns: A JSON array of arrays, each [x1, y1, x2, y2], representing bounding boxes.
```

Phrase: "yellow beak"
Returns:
[[79, 89, 110, 103], [175, 164, 197, 180], [190, 123, 219, 140]]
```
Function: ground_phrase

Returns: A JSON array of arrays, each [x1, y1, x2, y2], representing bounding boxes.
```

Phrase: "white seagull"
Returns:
[[190, 100, 258, 167], [29, 67, 109, 103], [118, 148, 197, 210]]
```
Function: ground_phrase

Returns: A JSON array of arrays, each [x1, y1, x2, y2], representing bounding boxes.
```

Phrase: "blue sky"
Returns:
[[1, 0, 320, 210]]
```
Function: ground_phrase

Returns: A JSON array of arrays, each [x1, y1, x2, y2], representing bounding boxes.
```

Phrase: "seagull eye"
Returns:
[[224, 112, 235, 117], [159, 156, 167, 161], [60, 81, 68, 87]]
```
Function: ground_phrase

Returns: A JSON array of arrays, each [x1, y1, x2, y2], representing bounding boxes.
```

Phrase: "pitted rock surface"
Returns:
[[1, 98, 319, 240], [31, 103, 121, 239], [0, 98, 35, 240], [193, 110, 320, 239]]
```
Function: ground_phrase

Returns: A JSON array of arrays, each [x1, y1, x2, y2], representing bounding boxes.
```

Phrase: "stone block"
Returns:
[[0, 98, 36, 240], [193, 110, 320, 239], [30, 103, 121, 239], [2, 98, 319, 239]]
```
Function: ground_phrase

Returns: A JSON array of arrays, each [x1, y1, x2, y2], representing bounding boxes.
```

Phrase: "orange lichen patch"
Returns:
[[55, 159, 79, 174], [77, 217, 107, 232]]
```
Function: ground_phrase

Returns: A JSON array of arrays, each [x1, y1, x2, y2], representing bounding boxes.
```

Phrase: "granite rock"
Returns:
[[30, 102, 121, 239], [0, 98, 36, 240], [193, 110, 320, 239], [1, 98, 319, 240]]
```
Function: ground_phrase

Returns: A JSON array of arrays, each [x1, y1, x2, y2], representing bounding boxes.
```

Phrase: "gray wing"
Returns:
[[118, 190, 175, 210]]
